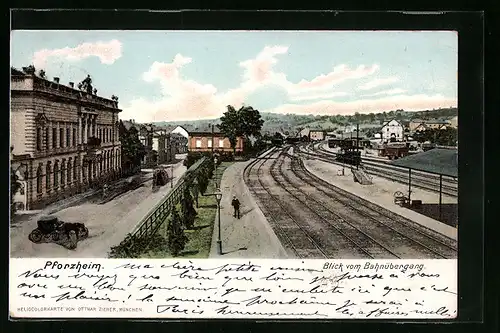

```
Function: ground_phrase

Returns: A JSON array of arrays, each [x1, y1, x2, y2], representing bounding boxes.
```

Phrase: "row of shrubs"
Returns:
[[108, 158, 216, 258]]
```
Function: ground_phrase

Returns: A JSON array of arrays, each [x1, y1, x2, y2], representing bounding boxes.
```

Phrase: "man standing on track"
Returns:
[[231, 195, 241, 219]]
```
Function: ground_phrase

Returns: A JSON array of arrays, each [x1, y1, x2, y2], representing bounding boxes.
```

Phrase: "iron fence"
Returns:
[[130, 156, 208, 240]]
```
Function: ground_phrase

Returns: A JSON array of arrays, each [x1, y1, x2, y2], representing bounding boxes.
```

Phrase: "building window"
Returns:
[[54, 161, 59, 187], [207, 138, 212, 148], [36, 165, 43, 194], [196, 139, 202, 148], [36, 128, 42, 151], [45, 163, 51, 192], [73, 128, 77, 146], [52, 128, 57, 148], [61, 160, 66, 186], [219, 138, 224, 148], [99, 128, 102, 140], [73, 160, 78, 181], [60, 128, 64, 148], [66, 128, 70, 147], [45, 127, 49, 150], [67, 160, 72, 184]]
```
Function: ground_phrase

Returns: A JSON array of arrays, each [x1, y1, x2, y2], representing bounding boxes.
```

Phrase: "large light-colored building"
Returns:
[[381, 119, 404, 142], [10, 68, 122, 210]]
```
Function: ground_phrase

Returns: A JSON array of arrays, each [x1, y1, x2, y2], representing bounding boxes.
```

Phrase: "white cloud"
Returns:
[[266, 94, 457, 116], [33, 39, 122, 68], [120, 45, 455, 122], [289, 91, 349, 102], [361, 88, 407, 97], [358, 77, 399, 90]]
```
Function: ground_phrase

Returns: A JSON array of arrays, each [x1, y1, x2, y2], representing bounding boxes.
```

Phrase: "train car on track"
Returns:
[[378, 143, 409, 160]]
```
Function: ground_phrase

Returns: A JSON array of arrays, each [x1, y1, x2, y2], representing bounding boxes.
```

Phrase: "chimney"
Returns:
[[53, 77, 60, 83], [69, 82, 74, 88]]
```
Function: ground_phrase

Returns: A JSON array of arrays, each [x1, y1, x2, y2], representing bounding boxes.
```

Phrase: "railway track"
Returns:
[[243, 148, 329, 258], [286, 153, 457, 258], [300, 144, 458, 197]]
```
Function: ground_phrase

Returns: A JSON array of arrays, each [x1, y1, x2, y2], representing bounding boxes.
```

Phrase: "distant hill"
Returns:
[[151, 108, 458, 135]]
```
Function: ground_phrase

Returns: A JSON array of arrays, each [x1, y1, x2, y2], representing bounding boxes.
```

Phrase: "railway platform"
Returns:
[[208, 157, 289, 258], [302, 159, 457, 241]]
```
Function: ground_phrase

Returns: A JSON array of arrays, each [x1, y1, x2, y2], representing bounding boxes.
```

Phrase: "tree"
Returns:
[[218, 105, 264, 155], [197, 171, 209, 195], [191, 181, 199, 208], [119, 121, 147, 174], [167, 207, 188, 257], [218, 105, 240, 155], [181, 186, 197, 229]]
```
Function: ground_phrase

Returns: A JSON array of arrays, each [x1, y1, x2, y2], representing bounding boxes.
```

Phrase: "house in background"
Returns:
[[188, 126, 244, 153], [380, 119, 404, 143], [309, 129, 326, 141], [449, 116, 458, 129], [171, 133, 188, 154]]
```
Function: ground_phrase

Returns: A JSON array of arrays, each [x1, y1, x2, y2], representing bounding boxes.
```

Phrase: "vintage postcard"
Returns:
[[10, 30, 458, 319]]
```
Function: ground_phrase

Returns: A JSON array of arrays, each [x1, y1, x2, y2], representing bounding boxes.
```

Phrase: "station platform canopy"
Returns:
[[390, 148, 458, 178]]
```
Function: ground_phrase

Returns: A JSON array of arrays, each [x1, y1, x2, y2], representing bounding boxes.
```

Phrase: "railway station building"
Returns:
[[187, 126, 244, 153], [10, 67, 122, 211]]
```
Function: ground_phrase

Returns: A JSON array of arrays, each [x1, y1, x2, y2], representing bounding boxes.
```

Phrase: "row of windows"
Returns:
[[35, 152, 120, 194], [195, 138, 225, 148], [36, 125, 116, 151]]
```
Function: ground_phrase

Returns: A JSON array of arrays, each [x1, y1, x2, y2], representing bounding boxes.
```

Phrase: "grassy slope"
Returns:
[[139, 161, 234, 259]]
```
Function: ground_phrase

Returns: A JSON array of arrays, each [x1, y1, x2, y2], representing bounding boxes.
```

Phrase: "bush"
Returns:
[[181, 186, 197, 229], [197, 171, 209, 195], [109, 233, 167, 258], [167, 207, 188, 256]]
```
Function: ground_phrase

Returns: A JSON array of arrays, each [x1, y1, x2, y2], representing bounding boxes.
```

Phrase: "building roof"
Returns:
[[381, 119, 403, 127], [390, 148, 458, 178], [189, 124, 221, 134]]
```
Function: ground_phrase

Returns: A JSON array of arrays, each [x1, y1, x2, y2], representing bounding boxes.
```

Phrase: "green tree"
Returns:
[[181, 186, 197, 229], [197, 171, 209, 195], [119, 121, 147, 174], [167, 207, 188, 257], [218, 105, 264, 155]]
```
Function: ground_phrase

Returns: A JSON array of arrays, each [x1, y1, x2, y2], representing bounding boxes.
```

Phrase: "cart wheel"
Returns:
[[29, 229, 43, 243], [50, 231, 60, 242], [78, 227, 89, 239], [393, 191, 405, 198]]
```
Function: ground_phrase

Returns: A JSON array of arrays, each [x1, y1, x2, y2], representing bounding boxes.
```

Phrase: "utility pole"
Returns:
[[356, 123, 360, 170]]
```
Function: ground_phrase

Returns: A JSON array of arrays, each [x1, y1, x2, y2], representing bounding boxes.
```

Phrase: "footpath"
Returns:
[[209, 159, 288, 259]]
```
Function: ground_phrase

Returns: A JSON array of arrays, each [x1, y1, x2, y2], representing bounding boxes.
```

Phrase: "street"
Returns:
[[10, 157, 186, 258]]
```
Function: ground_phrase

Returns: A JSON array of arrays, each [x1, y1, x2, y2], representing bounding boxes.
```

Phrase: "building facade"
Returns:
[[188, 131, 244, 153], [10, 69, 122, 210], [309, 130, 326, 141], [381, 119, 404, 142]]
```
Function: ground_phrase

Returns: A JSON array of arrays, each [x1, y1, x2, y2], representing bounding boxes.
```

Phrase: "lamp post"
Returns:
[[215, 189, 223, 255], [214, 156, 218, 188]]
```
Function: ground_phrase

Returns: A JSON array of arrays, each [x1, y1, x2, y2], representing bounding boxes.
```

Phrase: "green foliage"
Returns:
[[119, 121, 147, 172], [181, 186, 197, 229], [167, 207, 188, 256], [412, 128, 458, 146], [218, 105, 264, 153], [197, 171, 209, 195], [108, 233, 167, 258]]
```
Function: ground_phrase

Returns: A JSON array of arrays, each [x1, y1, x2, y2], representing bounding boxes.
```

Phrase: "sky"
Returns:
[[10, 30, 457, 123]]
